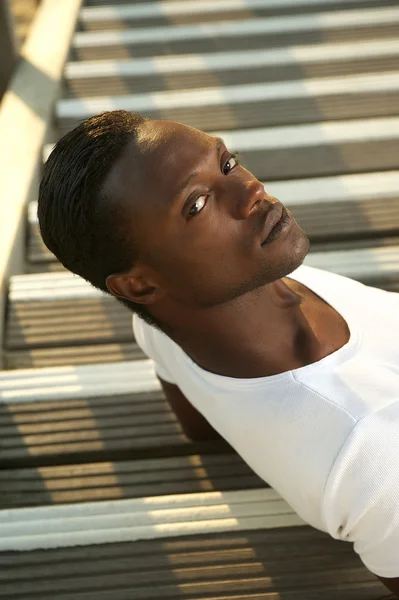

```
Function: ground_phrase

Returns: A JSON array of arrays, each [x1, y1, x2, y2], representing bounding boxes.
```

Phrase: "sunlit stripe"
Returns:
[[57, 71, 399, 118], [0, 360, 160, 403], [0, 487, 305, 550], [212, 116, 399, 150], [65, 39, 399, 79], [73, 7, 399, 47], [264, 171, 399, 206]]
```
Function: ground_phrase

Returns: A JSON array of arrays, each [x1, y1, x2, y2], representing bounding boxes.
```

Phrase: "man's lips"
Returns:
[[260, 203, 284, 245]]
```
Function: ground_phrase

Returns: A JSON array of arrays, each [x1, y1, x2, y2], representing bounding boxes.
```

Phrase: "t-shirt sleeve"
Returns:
[[322, 404, 399, 578], [132, 313, 176, 384]]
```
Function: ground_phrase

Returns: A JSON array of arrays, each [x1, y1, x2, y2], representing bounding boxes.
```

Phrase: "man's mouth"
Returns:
[[261, 205, 292, 245]]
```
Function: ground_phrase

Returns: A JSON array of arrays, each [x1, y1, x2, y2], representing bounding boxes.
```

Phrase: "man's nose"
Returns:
[[236, 179, 265, 219]]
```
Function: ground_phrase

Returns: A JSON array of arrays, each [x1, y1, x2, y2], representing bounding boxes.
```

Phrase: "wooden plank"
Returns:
[[0, 527, 389, 600], [56, 72, 399, 133], [72, 7, 399, 48], [0, 453, 266, 508], [6, 297, 133, 349], [0, 361, 161, 402], [0, 381, 231, 466], [0, 488, 306, 551], [65, 39, 399, 80], [64, 56, 399, 99], [0, 525, 355, 565], [70, 14, 397, 61], [17, 578, 390, 600], [211, 116, 399, 150], [236, 139, 398, 181], [78, 0, 390, 25], [3, 341, 143, 369], [78, 0, 399, 32], [63, 39, 399, 98]]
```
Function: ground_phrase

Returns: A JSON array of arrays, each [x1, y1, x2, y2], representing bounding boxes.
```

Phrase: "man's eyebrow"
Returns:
[[175, 137, 225, 199]]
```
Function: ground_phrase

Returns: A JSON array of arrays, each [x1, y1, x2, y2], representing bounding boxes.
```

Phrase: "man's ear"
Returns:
[[106, 272, 163, 305]]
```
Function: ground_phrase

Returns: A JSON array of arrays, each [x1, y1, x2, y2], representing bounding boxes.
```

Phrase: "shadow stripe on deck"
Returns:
[[0, 369, 230, 466], [0, 453, 267, 508], [0, 526, 391, 599]]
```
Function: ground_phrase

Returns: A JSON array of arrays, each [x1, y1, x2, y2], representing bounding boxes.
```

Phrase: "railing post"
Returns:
[[0, 0, 18, 100]]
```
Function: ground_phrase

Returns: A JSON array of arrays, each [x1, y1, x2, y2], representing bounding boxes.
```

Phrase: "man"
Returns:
[[38, 110, 399, 597]]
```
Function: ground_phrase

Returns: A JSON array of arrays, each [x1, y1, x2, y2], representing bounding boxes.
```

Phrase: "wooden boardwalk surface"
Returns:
[[1, 0, 398, 597]]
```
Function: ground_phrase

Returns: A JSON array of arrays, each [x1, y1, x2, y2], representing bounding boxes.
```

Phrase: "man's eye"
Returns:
[[223, 153, 240, 175], [188, 194, 207, 218]]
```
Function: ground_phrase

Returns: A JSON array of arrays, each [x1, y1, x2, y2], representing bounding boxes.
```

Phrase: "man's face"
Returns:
[[109, 119, 309, 308]]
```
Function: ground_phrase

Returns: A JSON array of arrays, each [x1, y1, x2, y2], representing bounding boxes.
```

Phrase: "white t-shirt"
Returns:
[[133, 264, 399, 578]]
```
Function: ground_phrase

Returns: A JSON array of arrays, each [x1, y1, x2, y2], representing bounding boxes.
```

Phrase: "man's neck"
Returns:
[[152, 278, 322, 378]]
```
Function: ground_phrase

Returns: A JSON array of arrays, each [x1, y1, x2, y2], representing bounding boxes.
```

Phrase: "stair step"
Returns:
[[79, 0, 399, 31], [73, 7, 399, 48], [63, 39, 399, 98], [4, 342, 143, 370], [0, 527, 384, 600], [0, 361, 229, 466], [70, 7, 399, 60], [0, 453, 265, 509], [57, 71, 399, 134], [79, 0, 392, 25], [0, 359, 159, 402], [0, 488, 304, 552], [6, 297, 133, 349]]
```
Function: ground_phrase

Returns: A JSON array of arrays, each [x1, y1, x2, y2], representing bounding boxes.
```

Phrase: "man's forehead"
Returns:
[[138, 119, 212, 162], [130, 121, 216, 190]]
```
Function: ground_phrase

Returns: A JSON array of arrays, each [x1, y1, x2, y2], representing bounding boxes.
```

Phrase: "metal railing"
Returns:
[[0, 0, 82, 366]]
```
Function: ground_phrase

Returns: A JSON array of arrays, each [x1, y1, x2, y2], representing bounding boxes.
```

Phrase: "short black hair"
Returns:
[[38, 110, 162, 330]]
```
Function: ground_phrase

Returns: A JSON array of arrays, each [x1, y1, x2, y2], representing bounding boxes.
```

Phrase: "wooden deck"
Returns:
[[1, 0, 399, 597]]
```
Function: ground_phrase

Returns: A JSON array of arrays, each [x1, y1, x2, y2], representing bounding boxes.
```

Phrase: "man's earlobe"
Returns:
[[105, 273, 160, 305]]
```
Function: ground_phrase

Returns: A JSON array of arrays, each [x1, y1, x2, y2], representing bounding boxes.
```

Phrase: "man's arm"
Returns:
[[158, 377, 223, 442], [376, 575, 399, 597]]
